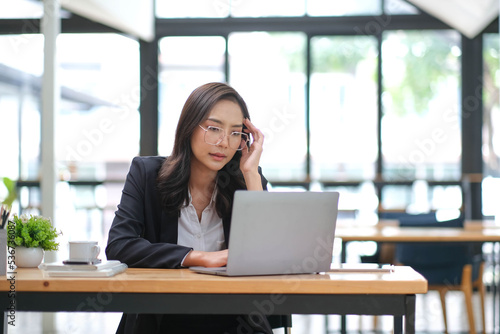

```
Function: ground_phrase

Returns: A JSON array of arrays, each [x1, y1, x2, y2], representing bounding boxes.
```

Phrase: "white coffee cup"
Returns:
[[68, 241, 100, 262]]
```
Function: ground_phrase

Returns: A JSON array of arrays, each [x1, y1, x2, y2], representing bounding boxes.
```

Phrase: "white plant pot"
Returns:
[[15, 246, 44, 268]]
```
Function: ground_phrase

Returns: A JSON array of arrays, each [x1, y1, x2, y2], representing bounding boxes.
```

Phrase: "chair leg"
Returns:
[[473, 262, 486, 334], [437, 287, 449, 334], [462, 264, 476, 334], [479, 278, 486, 334], [373, 315, 378, 331]]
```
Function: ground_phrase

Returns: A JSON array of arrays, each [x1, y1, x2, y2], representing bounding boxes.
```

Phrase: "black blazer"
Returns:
[[105, 156, 269, 334], [106, 156, 267, 268]]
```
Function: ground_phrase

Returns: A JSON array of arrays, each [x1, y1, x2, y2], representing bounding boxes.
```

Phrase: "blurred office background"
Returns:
[[1, 0, 499, 333]]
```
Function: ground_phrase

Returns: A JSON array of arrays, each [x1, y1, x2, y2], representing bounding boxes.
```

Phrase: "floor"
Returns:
[[5, 290, 498, 333]]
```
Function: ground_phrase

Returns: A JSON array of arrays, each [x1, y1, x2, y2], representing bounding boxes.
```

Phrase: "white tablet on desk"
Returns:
[[329, 263, 395, 273]]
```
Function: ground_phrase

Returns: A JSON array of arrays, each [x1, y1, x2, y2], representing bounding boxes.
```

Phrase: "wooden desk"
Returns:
[[336, 220, 500, 263], [1, 267, 427, 334], [338, 221, 500, 263], [337, 225, 500, 243]]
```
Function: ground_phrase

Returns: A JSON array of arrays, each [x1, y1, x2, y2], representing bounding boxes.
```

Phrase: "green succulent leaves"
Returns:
[[7, 214, 61, 251]]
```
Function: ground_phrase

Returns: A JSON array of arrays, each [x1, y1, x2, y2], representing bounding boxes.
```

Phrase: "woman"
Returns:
[[106, 82, 271, 333]]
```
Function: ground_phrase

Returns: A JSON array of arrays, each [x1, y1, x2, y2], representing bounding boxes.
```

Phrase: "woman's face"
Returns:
[[190, 99, 245, 174]]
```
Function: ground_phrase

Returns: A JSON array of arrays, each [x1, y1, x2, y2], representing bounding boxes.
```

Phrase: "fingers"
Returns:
[[205, 249, 228, 267], [240, 119, 264, 176], [244, 118, 264, 145]]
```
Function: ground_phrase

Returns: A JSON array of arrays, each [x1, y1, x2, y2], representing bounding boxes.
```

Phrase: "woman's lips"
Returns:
[[209, 153, 226, 161]]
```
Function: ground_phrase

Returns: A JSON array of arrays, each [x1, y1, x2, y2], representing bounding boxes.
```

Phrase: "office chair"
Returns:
[[359, 211, 438, 265], [395, 215, 486, 334], [358, 211, 437, 331]]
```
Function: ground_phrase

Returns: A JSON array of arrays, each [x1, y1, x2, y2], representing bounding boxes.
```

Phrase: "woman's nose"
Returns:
[[218, 133, 230, 148]]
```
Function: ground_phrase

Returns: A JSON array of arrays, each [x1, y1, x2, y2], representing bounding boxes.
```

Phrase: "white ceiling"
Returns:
[[407, 0, 498, 38], [60, 0, 154, 42], [55, 0, 498, 41]]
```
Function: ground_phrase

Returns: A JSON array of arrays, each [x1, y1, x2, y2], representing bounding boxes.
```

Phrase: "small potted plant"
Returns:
[[7, 214, 61, 267]]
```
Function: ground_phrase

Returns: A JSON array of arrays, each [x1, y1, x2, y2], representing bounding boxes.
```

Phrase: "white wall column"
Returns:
[[41, 0, 59, 226], [41, 0, 60, 330]]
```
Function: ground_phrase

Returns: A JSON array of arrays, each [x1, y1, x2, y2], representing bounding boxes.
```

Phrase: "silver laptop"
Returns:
[[190, 190, 339, 276]]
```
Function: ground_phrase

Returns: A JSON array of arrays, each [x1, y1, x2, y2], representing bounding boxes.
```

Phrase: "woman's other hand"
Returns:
[[240, 118, 264, 190]]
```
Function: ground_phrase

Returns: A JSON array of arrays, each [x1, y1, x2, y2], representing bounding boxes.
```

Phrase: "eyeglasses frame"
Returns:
[[198, 124, 249, 151]]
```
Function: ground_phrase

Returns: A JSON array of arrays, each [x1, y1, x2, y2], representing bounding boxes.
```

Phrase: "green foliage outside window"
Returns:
[[310, 31, 459, 117], [383, 31, 459, 116]]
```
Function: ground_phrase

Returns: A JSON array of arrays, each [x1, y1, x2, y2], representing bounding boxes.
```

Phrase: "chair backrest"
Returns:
[[395, 214, 474, 285], [379, 211, 436, 221], [398, 212, 439, 226], [399, 214, 462, 227]]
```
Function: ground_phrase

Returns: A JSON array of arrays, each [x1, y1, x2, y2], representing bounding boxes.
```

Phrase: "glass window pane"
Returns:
[[381, 183, 462, 213], [1, 33, 141, 181], [58, 34, 139, 103], [57, 34, 140, 179], [308, 0, 381, 17], [156, 0, 229, 18], [158, 36, 226, 156], [381, 30, 461, 181], [0, 34, 44, 75], [483, 33, 500, 217], [0, 83, 21, 180], [230, 0, 305, 17], [156, 0, 305, 18], [384, 0, 419, 15], [0, 34, 44, 181], [483, 177, 500, 218], [310, 36, 378, 181], [430, 185, 462, 211], [228, 32, 307, 181], [0, 0, 43, 18], [381, 185, 412, 210], [483, 34, 499, 178], [324, 182, 379, 222]]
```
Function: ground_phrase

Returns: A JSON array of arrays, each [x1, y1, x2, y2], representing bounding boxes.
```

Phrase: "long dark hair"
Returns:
[[157, 82, 251, 217]]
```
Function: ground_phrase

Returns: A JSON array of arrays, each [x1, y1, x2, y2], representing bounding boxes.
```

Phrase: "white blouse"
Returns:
[[177, 188, 225, 264]]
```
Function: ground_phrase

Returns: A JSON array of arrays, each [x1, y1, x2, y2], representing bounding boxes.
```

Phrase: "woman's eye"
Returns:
[[231, 132, 242, 137], [208, 126, 221, 133]]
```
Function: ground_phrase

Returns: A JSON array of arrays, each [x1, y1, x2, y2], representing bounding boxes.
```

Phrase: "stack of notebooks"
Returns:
[[39, 260, 127, 277]]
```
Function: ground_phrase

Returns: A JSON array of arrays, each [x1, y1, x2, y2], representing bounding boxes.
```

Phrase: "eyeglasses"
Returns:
[[198, 125, 249, 151]]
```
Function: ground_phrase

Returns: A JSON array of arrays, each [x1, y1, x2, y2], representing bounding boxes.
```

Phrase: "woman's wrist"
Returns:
[[243, 171, 263, 191], [182, 250, 203, 267]]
